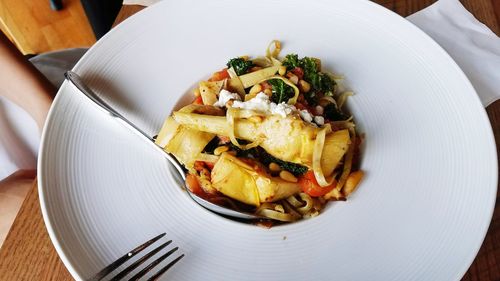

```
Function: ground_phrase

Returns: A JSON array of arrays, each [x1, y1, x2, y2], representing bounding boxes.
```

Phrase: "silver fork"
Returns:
[[87, 233, 184, 281]]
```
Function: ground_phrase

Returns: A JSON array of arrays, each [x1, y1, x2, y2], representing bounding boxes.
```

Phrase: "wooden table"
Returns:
[[0, 1, 499, 280], [0, 0, 95, 55]]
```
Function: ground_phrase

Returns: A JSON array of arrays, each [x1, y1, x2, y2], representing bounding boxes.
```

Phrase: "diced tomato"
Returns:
[[194, 161, 205, 172], [295, 102, 307, 110], [253, 164, 266, 174], [193, 96, 203, 105], [328, 122, 342, 132], [186, 174, 203, 195], [298, 171, 336, 197], [194, 160, 215, 171], [291, 67, 304, 80], [261, 81, 272, 90], [217, 135, 231, 144], [204, 161, 215, 170], [255, 220, 274, 228], [297, 94, 306, 104], [209, 68, 230, 81], [238, 158, 255, 166]]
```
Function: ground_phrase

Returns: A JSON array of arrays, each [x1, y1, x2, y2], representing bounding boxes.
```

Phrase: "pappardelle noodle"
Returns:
[[156, 41, 364, 224]]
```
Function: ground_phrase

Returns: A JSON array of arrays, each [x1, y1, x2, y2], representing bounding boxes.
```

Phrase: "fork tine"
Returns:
[[88, 233, 166, 281], [147, 254, 185, 281], [109, 240, 172, 281], [127, 247, 180, 281]]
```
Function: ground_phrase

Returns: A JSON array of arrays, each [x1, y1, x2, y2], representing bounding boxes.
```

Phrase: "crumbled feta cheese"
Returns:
[[299, 110, 313, 123], [314, 116, 325, 126], [270, 102, 296, 118], [232, 92, 296, 118], [232, 92, 271, 112], [213, 89, 241, 107], [213, 91, 320, 123]]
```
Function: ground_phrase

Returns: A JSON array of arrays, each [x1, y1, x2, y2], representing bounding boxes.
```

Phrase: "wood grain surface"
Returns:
[[0, 1, 498, 280], [0, 0, 95, 55]]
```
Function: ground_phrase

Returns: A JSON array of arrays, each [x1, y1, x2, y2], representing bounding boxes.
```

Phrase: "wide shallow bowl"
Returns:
[[38, 0, 497, 280]]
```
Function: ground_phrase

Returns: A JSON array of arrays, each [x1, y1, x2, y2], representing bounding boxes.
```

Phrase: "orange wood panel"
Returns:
[[0, 0, 95, 54]]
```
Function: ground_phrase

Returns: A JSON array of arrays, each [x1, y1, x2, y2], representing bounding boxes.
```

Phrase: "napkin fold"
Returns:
[[407, 0, 500, 106]]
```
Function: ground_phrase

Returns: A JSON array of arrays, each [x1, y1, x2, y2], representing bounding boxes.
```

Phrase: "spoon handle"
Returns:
[[65, 71, 261, 220], [64, 71, 186, 180]]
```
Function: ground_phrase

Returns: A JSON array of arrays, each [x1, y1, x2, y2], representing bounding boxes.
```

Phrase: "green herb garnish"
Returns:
[[230, 144, 308, 176], [268, 79, 295, 104], [324, 103, 349, 121], [226, 58, 254, 76]]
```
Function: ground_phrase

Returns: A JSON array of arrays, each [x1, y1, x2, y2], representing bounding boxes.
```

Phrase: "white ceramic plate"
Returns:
[[38, 0, 497, 280]]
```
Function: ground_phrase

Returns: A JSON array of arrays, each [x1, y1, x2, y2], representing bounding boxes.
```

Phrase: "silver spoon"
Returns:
[[64, 71, 261, 220]]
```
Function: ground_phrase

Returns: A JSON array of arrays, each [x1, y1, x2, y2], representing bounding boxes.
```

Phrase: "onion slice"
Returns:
[[226, 107, 263, 150], [256, 203, 295, 222], [337, 91, 353, 108], [335, 128, 356, 191], [196, 153, 220, 163], [312, 124, 334, 187], [266, 40, 281, 59]]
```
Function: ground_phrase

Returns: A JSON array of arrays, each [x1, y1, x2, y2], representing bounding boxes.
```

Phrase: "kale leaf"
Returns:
[[226, 58, 254, 76], [268, 79, 295, 104], [282, 54, 300, 70], [283, 55, 337, 97], [258, 149, 308, 176], [230, 145, 308, 176], [301, 57, 334, 94], [303, 91, 317, 106], [300, 57, 319, 74], [324, 103, 349, 121], [202, 137, 221, 154]]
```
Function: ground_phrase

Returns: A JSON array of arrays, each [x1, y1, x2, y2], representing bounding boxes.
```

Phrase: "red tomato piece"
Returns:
[[291, 67, 304, 80], [193, 96, 203, 104], [298, 171, 336, 197], [261, 81, 272, 90], [218, 135, 231, 144], [186, 174, 203, 195], [295, 102, 307, 111], [194, 161, 205, 172], [209, 68, 230, 81], [204, 161, 215, 170]]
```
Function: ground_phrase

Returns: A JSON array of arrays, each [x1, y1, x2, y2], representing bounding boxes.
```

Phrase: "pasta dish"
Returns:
[[156, 41, 364, 223]]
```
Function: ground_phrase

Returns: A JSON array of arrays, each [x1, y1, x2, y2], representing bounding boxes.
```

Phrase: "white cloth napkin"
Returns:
[[407, 0, 500, 106]]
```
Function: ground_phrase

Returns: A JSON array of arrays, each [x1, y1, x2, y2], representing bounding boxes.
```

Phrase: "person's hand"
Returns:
[[0, 170, 36, 244], [0, 31, 55, 131]]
